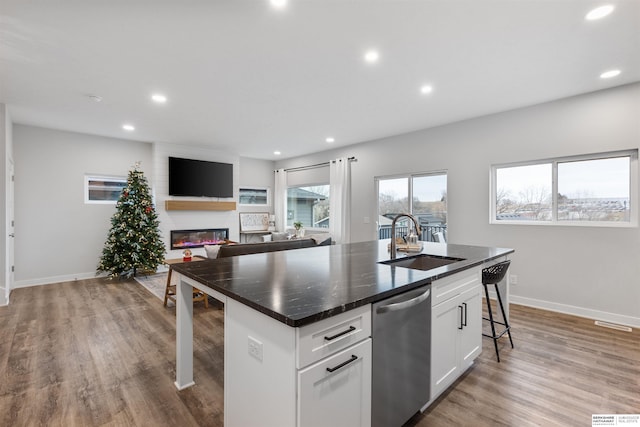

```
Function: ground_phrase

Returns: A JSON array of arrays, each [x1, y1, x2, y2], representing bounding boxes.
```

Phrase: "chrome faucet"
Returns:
[[390, 213, 422, 259]]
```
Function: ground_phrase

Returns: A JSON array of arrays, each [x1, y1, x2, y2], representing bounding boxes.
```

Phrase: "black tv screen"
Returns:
[[168, 157, 233, 197]]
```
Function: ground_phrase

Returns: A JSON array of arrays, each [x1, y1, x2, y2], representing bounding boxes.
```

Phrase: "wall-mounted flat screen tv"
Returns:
[[168, 157, 233, 197]]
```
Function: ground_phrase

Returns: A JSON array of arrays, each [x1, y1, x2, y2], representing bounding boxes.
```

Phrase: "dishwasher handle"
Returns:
[[376, 288, 430, 314]]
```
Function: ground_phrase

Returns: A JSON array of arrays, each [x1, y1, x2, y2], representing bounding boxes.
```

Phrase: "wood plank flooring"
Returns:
[[0, 277, 638, 426]]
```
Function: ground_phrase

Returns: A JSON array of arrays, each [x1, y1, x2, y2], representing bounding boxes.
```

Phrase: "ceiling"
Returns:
[[1, 1, 639, 160]]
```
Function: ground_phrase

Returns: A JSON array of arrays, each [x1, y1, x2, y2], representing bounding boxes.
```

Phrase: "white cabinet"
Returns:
[[225, 299, 371, 427], [297, 304, 371, 369], [430, 268, 482, 401], [297, 305, 372, 427], [298, 339, 372, 427]]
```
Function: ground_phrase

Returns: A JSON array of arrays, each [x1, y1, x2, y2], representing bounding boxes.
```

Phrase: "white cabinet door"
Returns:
[[431, 295, 461, 398], [298, 339, 371, 427], [430, 268, 482, 402], [458, 285, 482, 368]]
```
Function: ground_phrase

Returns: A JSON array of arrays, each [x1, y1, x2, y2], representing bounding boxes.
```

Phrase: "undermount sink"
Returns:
[[380, 254, 466, 271]]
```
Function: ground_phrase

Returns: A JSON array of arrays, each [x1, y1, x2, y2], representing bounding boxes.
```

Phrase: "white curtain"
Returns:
[[274, 169, 287, 232], [330, 158, 351, 244]]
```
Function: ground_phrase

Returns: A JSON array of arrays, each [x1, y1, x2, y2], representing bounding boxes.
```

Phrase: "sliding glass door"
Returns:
[[376, 173, 447, 242]]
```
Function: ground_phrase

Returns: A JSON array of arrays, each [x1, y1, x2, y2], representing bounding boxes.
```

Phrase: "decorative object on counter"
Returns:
[[388, 237, 423, 253], [182, 249, 192, 262], [97, 162, 166, 278], [293, 221, 304, 238], [481, 260, 514, 362], [389, 213, 422, 259], [268, 215, 276, 231]]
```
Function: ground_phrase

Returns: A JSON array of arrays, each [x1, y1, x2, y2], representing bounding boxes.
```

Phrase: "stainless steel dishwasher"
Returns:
[[372, 285, 431, 427]]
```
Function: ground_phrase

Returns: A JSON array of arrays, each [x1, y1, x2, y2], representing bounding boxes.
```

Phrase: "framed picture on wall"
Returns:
[[239, 212, 270, 232]]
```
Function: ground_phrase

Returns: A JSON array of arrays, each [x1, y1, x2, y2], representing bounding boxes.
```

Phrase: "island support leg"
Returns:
[[175, 275, 195, 390]]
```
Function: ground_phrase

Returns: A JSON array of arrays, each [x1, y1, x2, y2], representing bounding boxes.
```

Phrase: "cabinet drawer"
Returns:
[[298, 339, 372, 427], [431, 268, 480, 307], [297, 304, 371, 369]]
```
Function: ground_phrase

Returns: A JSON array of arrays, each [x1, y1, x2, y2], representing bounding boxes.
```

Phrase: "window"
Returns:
[[85, 175, 127, 204], [491, 150, 637, 226], [239, 187, 269, 206], [287, 185, 330, 229], [376, 172, 447, 241]]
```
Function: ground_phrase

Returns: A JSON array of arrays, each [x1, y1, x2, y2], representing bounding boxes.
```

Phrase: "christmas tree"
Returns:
[[97, 162, 166, 278]]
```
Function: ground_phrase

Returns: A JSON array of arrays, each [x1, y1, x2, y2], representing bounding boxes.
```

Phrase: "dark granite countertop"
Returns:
[[171, 240, 514, 327]]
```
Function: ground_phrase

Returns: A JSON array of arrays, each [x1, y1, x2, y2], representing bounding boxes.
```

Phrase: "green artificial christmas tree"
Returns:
[[97, 162, 166, 278]]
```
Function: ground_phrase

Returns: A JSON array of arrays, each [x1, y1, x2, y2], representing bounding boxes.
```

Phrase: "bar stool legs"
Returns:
[[482, 282, 513, 362]]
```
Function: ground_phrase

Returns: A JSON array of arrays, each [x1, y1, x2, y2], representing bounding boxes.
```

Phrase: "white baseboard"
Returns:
[[510, 295, 640, 329], [0, 287, 7, 306], [14, 272, 97, 289], [13, 267, 170, 290]]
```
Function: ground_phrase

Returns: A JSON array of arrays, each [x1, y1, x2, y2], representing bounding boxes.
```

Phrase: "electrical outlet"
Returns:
[[248, 336, 263, 362], [510, 274, 518, 285]]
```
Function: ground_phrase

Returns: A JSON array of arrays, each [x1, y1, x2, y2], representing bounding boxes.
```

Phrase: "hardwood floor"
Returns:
[[1, 278, 638, 426]]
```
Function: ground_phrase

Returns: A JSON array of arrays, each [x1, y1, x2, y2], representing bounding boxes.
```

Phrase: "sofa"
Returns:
[[204, 234, 332, 259]]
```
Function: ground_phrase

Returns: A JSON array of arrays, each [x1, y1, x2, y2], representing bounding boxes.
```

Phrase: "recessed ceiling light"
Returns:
[[122, 124, 135, 131], [151, 94, 167, 103], [326, 137, 335, 143], [274, 151, 281, 156], [270, 0, 287, 9], [364, 50, 380, 64], [600, 69, 621, 79], [420, 85, 433, 95], [585, 5, 614, 20]]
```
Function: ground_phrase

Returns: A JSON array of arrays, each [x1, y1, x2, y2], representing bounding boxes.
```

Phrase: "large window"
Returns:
[[491, 150, 637, 226], [287, 185, 330, 229], [376, 172, 447, 241]]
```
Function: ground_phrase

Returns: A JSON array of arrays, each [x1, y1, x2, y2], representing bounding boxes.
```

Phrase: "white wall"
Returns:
[[154, 142, 240, 259], [275, 83, 640, 327], [10, 129, 275, 286], [13, 125, 153, 286]]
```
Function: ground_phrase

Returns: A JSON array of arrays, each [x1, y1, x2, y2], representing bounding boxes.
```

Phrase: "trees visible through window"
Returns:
[[492, 150, 636, 225], [377, 173, 447, 241], [287, 185, 330, 229]]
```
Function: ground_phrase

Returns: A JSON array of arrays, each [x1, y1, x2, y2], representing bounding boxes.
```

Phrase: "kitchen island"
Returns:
[[171, 240, 513, 427]]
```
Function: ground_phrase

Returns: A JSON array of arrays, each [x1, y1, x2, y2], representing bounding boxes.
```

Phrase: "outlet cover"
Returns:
[[248, 336, 263, 362], [510, 274, 518, 285]]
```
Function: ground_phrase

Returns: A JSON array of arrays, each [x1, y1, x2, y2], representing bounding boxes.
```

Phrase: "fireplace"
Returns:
[[170, 228, 229, 250]]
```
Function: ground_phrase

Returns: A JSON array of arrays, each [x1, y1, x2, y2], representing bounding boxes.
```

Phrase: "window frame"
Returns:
[[490, 150, 638, 227], [238, 187, 270, 207], [84, 174, 127, 204]]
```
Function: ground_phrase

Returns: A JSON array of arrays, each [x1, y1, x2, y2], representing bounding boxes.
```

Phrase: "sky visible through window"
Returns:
[[495, 154, 632, 223], [378, 175, 446, 202], [497, 157, 629, 201]]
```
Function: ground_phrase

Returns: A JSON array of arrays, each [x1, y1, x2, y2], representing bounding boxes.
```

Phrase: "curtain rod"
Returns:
[[278, 156, 357, 173]]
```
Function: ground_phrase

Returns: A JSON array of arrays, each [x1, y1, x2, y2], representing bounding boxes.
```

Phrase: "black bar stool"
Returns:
[[482, 260, 514, 362]]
